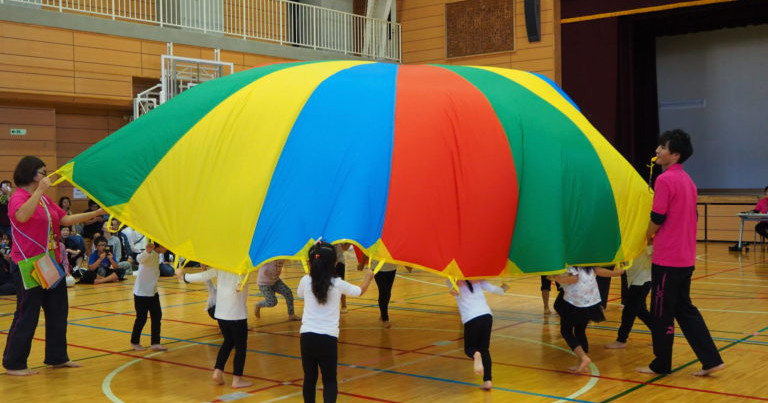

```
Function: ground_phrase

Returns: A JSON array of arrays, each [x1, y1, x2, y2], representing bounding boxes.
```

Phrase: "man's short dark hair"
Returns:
[[658, 129, 693, 164], [0, 180, 11, 188], [93, 236, 108, 247], [13, 156, 45, 187]]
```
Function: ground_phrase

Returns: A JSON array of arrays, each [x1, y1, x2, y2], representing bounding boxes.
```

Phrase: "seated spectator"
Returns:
[[61, 226, 86, 269], [158, 250, 175, 277], [754, 185, 768, 239], [58, 196, 72, 215], [81, 199, 105, 249], [78, 236, 124, 284], [59, 196, 82, 236], [0, 180, 11, 239], [90, 231, 102, 255], [111, 219, 135, 268], [0, 233, 13, 295], [104, 222, 132, 275], [121, 225, 147, 266]]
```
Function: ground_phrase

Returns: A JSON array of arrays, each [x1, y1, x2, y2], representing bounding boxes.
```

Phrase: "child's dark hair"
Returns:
[[308, 241, 337, 304], [464, 280, 474, 293], [658, 129, 693, 164]]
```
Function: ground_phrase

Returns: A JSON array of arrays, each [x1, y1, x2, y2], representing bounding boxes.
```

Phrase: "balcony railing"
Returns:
[[2, 0, 401, 62]]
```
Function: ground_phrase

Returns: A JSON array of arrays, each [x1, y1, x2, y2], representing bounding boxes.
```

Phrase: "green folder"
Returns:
[[17, 252, 55, 290]]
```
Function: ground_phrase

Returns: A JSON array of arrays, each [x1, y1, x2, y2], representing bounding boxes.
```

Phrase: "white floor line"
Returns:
[[103, 338, 218, 403]]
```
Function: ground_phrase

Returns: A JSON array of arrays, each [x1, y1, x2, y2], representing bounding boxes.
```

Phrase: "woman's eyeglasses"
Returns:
[[36, 170, 47, 176]]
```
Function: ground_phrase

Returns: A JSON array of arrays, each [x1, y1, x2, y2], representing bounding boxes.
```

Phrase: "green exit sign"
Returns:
[[10, 128, 27, 135]]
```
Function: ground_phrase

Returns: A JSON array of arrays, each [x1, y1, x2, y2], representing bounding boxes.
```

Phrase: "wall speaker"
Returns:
[[524, 0, 541, 42]]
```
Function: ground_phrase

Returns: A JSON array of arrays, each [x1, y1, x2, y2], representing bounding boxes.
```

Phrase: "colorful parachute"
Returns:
[[54, 61, 652, 279]]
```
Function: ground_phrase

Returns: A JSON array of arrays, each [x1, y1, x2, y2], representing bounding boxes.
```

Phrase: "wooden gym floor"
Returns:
[[1, 242, 767, 402]]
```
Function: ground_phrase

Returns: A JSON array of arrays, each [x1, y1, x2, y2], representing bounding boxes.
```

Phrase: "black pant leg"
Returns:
[[215, 320, 235, 371], [616, 284, 651, 343], [596, 276, 611, 309], [649, 265, 681, 374], [317, 335, 338, 403], [300, 333, 320, 403], [559, 314, 578, 350], [148, 293, 163, 345], [540, 276, 552, 291], [636, 282, 653, 331], [674, 269, 723, 370], [41, 281, 69, 365], [575, 322, 589, 353], [231, 319, 248, 376], [301, 332, 337, 403], [756, 222, 768, 238], [3, 263, 42, 370], [131, 295, 151, 344], [620, 272, 629, 305], [374, 270, 396, 321], [471, 315, 493, 381]]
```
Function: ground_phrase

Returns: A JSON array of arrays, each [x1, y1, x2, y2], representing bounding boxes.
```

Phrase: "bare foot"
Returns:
[[231, 376, 253, 388], [382, 320, 391, 329], [150, 344, 167, 351], [212, 369, 225, 385], [605, 341, 627, 349], [131, 344, 146, 351], [569, 356, 591, 373], [52, 361, 82, 368], [543, 307, 552, 315], [288, 314, 301, 321], [636, 366, 661, 374], [254, 305, 261, 319], [482, 380, 492, 390], [473, 351, 484, 375], [6, 368, 38, 376], [341, 307, 348, 314], [692, 363, 725, 376]]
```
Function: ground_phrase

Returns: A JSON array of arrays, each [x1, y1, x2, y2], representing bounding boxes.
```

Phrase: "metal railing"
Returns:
[[2, 0, 401, 61]]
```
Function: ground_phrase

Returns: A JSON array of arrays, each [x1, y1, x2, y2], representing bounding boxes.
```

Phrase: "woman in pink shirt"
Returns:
[[753, 186, 768, 239], [3, 156, 105, 376]]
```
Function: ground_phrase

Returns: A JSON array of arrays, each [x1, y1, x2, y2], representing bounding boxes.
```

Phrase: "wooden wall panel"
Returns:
[[0, 106, 57, 198], [400, 0, 558, 80], [697, 201, 759, 242], [0, 22, 73, 44], [0, 125, 55, 142], [74, 32, 142, 53], [54, 109, 128, 210], [2, 37, 74, 60]]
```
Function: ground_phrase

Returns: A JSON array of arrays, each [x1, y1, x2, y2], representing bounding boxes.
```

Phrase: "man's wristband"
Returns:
[[183, 274, 190, 284]]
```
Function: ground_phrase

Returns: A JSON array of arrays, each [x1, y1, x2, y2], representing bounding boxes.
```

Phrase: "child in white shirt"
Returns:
[[548, 266, 622, 373], [606, 246, 653, 349], [298, 241, 373, 403], [449, 280, 508, 390], [130, 242, 168, 351], [179, 265, 252, 389]]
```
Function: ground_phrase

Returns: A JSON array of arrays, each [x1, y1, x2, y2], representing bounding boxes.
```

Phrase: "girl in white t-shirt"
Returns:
[[298, 241, 373, 403], [130, 242, 168, 351], [178, 265, 252, 389], [548, 266, 622, 373], [449, 280, 508, 390]]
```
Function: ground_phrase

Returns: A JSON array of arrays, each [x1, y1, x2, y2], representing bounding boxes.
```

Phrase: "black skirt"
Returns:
[[554, 292, 605, 323]]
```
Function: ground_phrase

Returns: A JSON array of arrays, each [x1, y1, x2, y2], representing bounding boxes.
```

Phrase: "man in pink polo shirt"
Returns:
[[637, 129, 724, 376]]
